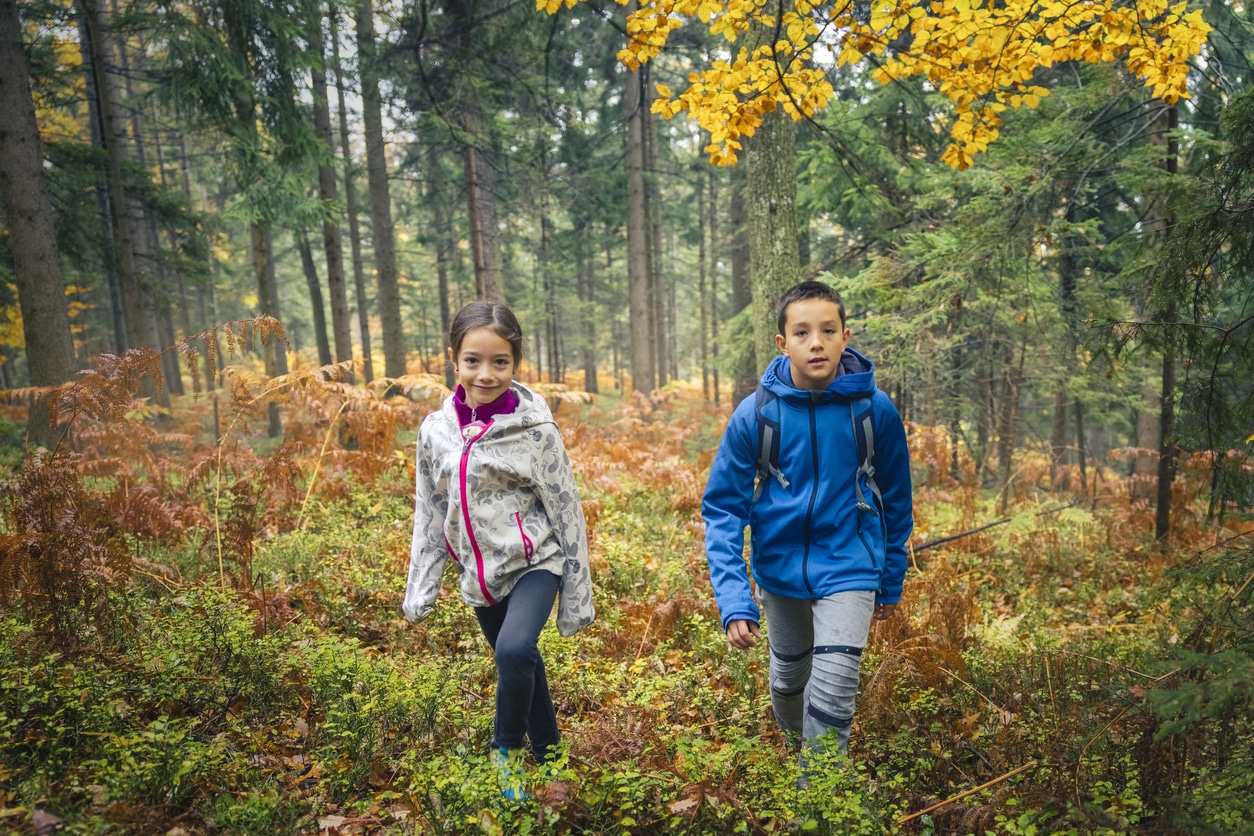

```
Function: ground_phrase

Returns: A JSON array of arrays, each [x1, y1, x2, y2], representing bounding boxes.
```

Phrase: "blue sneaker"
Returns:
[[491, 746, 529, 800]]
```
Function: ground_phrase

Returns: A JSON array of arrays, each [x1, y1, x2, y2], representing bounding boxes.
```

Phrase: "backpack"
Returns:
[[751, 385, 884, 515]]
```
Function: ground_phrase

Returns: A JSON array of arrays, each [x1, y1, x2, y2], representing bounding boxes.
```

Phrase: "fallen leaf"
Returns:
[[667, 797, 699, 815], [318, 814, 346, 832], [32, 810, 63, 836]]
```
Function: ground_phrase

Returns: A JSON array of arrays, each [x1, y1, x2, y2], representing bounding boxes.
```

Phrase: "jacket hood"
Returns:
[[439, 381, 554, 430], [760, 348, 877, 401]]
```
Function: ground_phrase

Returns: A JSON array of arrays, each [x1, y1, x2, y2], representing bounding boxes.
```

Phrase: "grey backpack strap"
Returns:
[[752, 385, 789, 505], [851, 397, 883, 512]]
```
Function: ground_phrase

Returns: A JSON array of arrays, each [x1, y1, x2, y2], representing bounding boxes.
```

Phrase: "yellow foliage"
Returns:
[[547, 0, 1211, 168], [0, 306, 23, 349]]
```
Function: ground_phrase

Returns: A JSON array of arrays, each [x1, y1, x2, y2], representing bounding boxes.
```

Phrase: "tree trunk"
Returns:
[[996, 342, 1026, 513], [1132, 376, 1159, 500], [252, 223, 285, 437], [947, 296, 963, 480], [729, 158, 754, 405], [429, 175, 455, 390], [77, 12, 126, 352], [976, 357, 995, 483], [709, 168, 720, 406], [577, 232, 598, 394], [149, 101, 192, 341], [175, 125, 216, 392], [110, 0, 174, 398], [1050, 390, 1069, 491], [462, 120, 503, 303], [747, 106, 800, 375], [114, 40, 183, 396], [296, 227, 333, 366], [356, 0, 405, 379], [644, 70, 667, 388], [0, 0, 76, 443], [1075, 397, 1088, 496], [624, 24, 652, 396], [330, 8, 372, 382], [309, 9, 352, 370], [80, 0, 157, 356], [699, 172, 710, 402], [1151, 102, 1179, 544], [449, 0, 503, 303]]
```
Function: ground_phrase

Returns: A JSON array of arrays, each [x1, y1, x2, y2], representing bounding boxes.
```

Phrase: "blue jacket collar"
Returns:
[[761, 349, 877, 401]]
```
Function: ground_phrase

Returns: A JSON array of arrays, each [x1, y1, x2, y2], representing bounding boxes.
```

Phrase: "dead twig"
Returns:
[[896, 759, 1039, 824], [914, 499, 1108, 553]]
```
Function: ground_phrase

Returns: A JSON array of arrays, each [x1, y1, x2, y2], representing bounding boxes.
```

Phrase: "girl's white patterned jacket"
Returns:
[[402, 381, 595, 636]]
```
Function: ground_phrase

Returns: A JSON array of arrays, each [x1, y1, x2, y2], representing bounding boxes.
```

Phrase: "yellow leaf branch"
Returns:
[[542, 0, 1211, 167]]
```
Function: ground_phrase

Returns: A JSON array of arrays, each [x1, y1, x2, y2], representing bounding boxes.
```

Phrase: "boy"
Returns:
[[703, 280, 913, 755]]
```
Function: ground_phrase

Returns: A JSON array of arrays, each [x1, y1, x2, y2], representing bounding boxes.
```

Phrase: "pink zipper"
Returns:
[[459, 423, 496, 605], [515, 512, 534, 564]]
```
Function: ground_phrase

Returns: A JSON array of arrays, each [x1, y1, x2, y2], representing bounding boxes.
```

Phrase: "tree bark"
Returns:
[[77, 12, 126, 353], [462, 119, 503, 303], [577, 232, 598, 394], [1151, 102, 1179, 544], [1050, 391, 1069, 491], [113, 33, 183, 396], [699, 171, 710, 402], [996, 342, 1026, 513], [747, 106, 800, 375], [729, 157, 754, 405], [110, 0, 173, 370], [149, 100, 192, 340], [80, 0, 157, 355], [330, 8, 372, 382], [429, 175, 455, 390], [644, 69, 666, 388], [309, 8, 353, 369], [356, 0, 406, 379], [1074, 397, 1088, 496], [449, 0, 503, 303], [252, 223, 285, 437], [296, 227, 333, 366], [0, 0, 76, 443], [624, 29, 652, 396], [709, 168, 720, 405]]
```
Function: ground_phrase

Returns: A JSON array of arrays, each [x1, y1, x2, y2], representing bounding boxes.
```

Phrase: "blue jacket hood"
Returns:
[[761, 349, 878, 402]]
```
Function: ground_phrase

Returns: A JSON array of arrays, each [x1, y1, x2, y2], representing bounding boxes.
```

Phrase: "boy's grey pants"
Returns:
[[759, 587, 876, 753]]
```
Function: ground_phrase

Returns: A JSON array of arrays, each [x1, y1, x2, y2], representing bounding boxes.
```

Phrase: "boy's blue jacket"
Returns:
[[703, 350, 913, 631]]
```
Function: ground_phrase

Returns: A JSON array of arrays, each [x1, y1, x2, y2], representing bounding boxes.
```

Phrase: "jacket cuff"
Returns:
[[720, 610, 760, 633], [875, 590, 902, 606]]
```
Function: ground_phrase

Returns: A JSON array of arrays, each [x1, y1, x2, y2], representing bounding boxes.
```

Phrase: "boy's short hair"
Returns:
[[776, 281, 847, 334]]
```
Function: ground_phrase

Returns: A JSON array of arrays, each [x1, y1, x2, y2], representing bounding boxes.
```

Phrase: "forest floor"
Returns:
[[1, 346, 1252, 835]]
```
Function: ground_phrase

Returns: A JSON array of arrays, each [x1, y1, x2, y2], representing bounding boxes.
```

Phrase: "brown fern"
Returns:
[[0, 451, 131, 650]]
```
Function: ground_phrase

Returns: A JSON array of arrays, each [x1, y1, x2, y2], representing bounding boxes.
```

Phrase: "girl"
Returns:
[[402, 301, 595, 799]]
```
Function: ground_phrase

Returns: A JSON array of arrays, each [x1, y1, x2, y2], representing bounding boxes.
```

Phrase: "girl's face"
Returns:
[[451, 327, 516, 408]]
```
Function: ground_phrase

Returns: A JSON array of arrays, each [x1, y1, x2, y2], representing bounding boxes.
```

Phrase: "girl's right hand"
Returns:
[[726, 619, 760, 650]]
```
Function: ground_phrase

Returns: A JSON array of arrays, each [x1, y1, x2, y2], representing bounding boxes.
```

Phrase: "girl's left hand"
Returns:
[[873, 602, 897, 621]]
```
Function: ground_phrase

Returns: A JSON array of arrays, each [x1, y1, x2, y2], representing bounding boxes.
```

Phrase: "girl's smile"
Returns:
[[452, 327, 516, 408]]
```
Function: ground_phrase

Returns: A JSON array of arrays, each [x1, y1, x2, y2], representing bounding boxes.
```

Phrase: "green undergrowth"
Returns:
[[1, 468, 1252, 834]]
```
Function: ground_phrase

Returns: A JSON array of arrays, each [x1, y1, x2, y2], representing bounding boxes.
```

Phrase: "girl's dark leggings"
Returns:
[[474, 569, 560, 762]]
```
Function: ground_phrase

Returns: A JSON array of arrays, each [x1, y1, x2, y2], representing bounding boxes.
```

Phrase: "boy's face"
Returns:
[[775, 298, 850, 391]]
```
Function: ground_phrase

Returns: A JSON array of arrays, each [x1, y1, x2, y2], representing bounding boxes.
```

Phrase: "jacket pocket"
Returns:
[[514, 512, 535, 565], [855, 502, 885, 575], [443, 522, 460, 564]]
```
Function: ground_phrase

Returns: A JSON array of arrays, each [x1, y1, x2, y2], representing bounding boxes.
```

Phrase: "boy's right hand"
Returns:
[[726, 620, 760, 650]]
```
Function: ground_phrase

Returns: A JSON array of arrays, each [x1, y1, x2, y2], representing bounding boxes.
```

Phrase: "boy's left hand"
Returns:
[[873, 602, 897, 620]]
